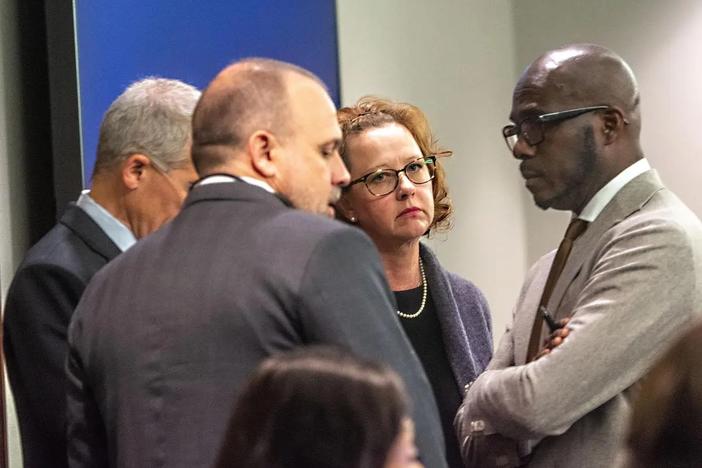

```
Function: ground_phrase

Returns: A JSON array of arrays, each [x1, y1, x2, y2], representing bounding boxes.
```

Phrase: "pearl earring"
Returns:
[[350, 216, 357, 223]]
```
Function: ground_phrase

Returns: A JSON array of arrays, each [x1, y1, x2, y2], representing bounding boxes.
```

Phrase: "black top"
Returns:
[[396, 286, 463, 468]]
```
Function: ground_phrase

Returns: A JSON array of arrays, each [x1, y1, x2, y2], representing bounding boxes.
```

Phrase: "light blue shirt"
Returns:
[[578, 158, 651, 222], [76, 190, 137, 252]]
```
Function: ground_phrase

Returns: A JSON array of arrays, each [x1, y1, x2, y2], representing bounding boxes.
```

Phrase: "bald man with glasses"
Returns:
[[456, 44, 702, 467]]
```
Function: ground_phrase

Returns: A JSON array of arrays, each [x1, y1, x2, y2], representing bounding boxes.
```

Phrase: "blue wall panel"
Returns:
[[75, 0, 339, 185]]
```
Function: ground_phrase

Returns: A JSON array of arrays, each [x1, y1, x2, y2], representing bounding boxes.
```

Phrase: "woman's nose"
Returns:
[[395, 172, 415, 199]]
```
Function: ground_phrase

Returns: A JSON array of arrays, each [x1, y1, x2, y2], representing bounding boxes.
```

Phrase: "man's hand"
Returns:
[[535, 318, 571, 360]]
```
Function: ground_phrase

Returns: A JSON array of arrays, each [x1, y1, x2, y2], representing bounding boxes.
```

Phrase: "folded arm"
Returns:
[[458, 218, 697, 441]]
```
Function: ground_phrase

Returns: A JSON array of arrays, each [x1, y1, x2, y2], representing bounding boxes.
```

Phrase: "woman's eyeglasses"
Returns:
[[348, 156, 437, 197]]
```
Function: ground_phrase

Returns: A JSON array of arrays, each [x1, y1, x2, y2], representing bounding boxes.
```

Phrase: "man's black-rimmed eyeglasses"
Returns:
[[348, 156, 437, 197], [502, 105, 610, 152]]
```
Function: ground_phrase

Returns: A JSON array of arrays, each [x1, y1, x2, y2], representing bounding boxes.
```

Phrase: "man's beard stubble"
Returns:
[[535, 125, 599, 212]]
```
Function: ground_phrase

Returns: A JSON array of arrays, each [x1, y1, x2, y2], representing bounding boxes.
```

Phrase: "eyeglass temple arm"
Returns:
[[539, 105, 610, 123]]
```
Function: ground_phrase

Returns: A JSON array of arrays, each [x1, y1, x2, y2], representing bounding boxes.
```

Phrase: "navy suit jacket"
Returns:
[[66, 181, 446, 468], [4, 204, 120, 468]]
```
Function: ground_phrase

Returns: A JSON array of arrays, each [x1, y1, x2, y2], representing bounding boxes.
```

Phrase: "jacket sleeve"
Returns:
[[3, 263, 85, 465], [296, 227, 447, 468], [458, 216, 699, 441]]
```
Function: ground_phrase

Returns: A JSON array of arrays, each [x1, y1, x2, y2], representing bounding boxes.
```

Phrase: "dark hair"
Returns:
[[191, 57, 325, 175], [627, 323, 702, 467], [216, 346, 409, 468], [337, 96, 453, 234]]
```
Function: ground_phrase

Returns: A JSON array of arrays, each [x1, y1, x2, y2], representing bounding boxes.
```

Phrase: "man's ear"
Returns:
[[248, 130, 280, 178], [601, 107, 628, 145], [121, 154, 151, 190]]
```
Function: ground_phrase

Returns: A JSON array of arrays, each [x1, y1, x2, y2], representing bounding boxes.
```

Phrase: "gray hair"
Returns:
[[93, 77, 201, 177]]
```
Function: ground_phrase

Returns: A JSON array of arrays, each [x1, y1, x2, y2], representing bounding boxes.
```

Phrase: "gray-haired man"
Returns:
[[3, 77, 200, 468]]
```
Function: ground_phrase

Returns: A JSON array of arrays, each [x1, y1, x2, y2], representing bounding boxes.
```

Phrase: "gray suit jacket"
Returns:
[[457, 170, 702, 467], [66, 181, 446, 468]]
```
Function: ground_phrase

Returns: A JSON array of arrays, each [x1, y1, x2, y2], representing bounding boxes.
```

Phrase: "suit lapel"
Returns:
[[60, 203, 122, 261], [547, 170, 665, 313]]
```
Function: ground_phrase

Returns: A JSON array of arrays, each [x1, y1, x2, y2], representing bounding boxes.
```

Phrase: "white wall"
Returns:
[[0, 0, 28, 465], [337, 0, 528, 343], [513, 0, 702, 264]]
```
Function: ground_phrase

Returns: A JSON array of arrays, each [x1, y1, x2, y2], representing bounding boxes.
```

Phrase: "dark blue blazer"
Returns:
[[4, 204, 120, 468]]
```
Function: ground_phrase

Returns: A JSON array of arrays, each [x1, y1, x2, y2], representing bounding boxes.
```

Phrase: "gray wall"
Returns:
[[1, 0, 28, 464], [1, 0, 31, 300]]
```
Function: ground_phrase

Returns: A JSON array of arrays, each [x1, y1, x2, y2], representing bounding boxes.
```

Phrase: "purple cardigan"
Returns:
[[420, 243, 493, 390]]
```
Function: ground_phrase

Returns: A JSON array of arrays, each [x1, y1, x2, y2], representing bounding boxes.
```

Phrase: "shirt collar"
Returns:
[[76, 190, 137, 252], [578, 158, 651, 222], [195, 174, 275, 193]]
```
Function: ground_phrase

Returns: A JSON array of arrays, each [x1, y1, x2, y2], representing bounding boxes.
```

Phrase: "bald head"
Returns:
[[515, 43, 641, 136], [509, 44, 646, 213], [191, 58, 325, 175]]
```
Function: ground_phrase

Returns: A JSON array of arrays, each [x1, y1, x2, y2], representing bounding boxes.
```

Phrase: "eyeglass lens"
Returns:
[[503, 106, 609, 152], [504, 119, 542, 151]]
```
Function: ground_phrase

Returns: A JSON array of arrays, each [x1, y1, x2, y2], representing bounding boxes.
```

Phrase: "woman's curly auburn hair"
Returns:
[[337, 96, 453, 235]]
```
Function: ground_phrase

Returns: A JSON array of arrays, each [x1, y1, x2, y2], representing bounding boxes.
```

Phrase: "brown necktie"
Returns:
[[526, 218, 589, 362]]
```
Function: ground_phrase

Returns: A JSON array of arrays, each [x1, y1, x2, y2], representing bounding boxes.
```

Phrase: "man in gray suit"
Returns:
[[457, 44, 702, 467], [66, 58, 446, 468]]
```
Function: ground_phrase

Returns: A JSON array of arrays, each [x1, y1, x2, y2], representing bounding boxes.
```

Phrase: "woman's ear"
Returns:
[[121, 154, 151, 190], [336, 196, 356, 223], [248, 130, 279, 178]]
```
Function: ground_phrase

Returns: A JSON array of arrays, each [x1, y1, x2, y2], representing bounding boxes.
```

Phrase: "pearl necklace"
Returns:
[[397, 258, 427, 319]]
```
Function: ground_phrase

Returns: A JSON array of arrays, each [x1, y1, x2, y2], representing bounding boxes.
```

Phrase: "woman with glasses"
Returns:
[[337, 97, 493, 468]]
